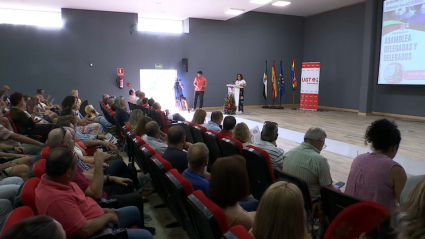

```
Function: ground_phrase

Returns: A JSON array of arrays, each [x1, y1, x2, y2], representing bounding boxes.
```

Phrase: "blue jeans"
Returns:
[[0, 177, 24, 186], [240, 198, 259, 212], [110, 206, 152, 239], [96, 116, 114, 131]]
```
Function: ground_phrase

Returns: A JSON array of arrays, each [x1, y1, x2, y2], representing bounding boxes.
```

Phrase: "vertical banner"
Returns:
[[300, 62, 321, 110]]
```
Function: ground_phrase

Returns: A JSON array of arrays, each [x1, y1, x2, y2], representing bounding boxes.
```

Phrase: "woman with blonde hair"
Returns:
[[71, 89, 81, 104], [251, 181, 308, 239], [233, 122, 252, 146], [135, 116, 153, 137], [397, 175, 425, 238], [191, 109, 207, 125], [129, 109, 144, 130]]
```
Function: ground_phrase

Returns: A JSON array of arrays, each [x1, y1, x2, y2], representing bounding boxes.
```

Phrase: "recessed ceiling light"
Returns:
[[225, 9, 244, 15], [250, 0, 273, 4], [272, 1, 291, 7]]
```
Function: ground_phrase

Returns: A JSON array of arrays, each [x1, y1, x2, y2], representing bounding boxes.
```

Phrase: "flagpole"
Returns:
[[291, 91, 297, 110], [262, 60, 269, 109]]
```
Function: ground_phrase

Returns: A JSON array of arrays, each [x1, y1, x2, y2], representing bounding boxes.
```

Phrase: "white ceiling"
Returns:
[[254, 0, 365, 17], [0, 0, 365, 21]]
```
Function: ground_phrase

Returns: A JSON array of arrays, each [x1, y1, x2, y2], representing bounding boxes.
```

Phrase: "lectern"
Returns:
[[226, 84, 242, 113]]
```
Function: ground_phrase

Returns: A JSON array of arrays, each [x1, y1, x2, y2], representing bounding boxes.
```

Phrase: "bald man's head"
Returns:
[[145, 121, 160, 138], [48, 128, 74, 150], [187, 143, 209, 169]]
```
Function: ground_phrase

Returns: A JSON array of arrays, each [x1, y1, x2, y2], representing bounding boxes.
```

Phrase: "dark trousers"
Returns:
[[106, 190, 145, 224], [193, 91, 204, 109], [105, 160, 139, 187]]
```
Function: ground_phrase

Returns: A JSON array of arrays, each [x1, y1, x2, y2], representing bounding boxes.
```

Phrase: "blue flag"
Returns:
[[278, 61, 285, 102]]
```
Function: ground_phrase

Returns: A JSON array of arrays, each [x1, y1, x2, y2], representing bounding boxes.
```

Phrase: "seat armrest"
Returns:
[[88, 228, 116, 239]]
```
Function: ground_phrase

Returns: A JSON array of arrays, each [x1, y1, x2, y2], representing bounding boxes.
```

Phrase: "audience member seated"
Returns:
[[73, 100, 104, 136], [102, 94, 109, 105], [152, 102, 185, 122], [141, 97, 149, 105], [397, 175, 425, 237], [35, 88, 50, 104], [0, 177, 24, 217], [210, 156, 256, 231], [142, 121, 168, 155], [129, 109, 144, 130], [250, 181, 308, 239], [233, 122, 252, 147], [255, 121, 284, 170], [162, 126, 191, 173], [107, 98, 117, 111], [148, 98, 155, 107], [0, 121, 44, 155], [27, 95, 58, 123], [191, 109, 207, 125], [35, 147, 153, 239], [135, 116, 153, 137], [114, 96, 130, 126], [56, 116, 117, 152], [0, 144, 34, 181], [135, 90, 146, 103], [84, 104, 115, 132], [220, 116, 236, 138], [182, 143, 210, 197], [203, 111, 223, 132], [71, 89, 81, 104], [2, 215, 66, 239], [345, 119, 406, 214], [9, 92, 52, 141], [47, 128, 154, 230], [283, 127, 338, 201], [128, 89, 136, 104]]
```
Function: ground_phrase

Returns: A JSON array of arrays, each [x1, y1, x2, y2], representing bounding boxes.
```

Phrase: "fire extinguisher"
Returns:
[[116, 77, 123, 89]]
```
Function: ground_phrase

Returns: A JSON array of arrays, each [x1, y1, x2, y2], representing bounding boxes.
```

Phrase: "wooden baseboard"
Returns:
[[358, 112, 373, 116], [318, 106, 359, 113], [372, 111, 425, 121]]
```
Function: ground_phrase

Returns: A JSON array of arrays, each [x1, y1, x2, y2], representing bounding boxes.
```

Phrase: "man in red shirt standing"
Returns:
[[193, 71, 207, 111]]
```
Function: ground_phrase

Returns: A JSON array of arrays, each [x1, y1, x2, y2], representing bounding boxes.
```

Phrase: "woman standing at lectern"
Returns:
[[235, 74, 246, 112]]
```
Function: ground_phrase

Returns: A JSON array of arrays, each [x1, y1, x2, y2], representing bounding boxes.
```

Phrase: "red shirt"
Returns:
[[35, 175, 105, 237], [194, 77, 207, 92], [220, 129, 233, 138]]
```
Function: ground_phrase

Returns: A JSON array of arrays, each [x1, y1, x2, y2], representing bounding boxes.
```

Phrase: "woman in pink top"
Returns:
[[345, 119, 407, 214]]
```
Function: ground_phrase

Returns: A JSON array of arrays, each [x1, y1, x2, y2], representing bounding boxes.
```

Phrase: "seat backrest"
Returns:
[[165, 169, 198, 239], [324, 202, 390, 239], [221, 137, 243, 156], [79, 100, 88, 117], [7, 117, 18, 133], [33, 159, 46, 178], [147, 154, 172, 205], [187, 190, 229, 239], [203, 131, 223, 168], [41, 147, 50, 159], [222, 225, 254, 239], [320, 186, 362, 223], [191, 125, 207, 143], [242, 145, 275, 200], [21, 177, 41, 215], [0, 206, 34, 236], [180, 122, 194, 144], [274, 168, 313, 213]]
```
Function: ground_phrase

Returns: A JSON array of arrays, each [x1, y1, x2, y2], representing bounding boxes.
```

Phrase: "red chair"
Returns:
[[34, 159, 46, 178], [221, 137, 243, 156], [187, 190, 229, 239], [152, 108, 172, 133], [324, 202, 390, 239], [191, 125, 207, 143], [223, 225, 254, 239], [0, 206, 34, 236], [20, 177, 41, 214], [41, 147, 50, 159], [203, 130, 223, 168], [165, 169, 198, 239], [242, 145, 275, 200]]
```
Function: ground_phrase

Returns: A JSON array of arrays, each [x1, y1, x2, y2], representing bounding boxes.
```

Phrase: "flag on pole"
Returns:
[[291, 58, 297, 91], [262, 61, 268, 100], [278, 60, 285, 102], [271, 61, 278, 100]]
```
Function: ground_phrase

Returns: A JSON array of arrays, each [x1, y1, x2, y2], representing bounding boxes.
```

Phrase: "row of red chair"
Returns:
[[122, 125, 253, 239]]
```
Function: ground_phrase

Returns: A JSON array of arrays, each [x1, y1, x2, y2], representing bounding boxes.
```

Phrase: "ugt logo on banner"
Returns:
[[300, 62, 321, 111]]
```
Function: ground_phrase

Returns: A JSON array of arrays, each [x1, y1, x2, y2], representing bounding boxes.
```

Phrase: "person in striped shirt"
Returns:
[[255, 121, 284, 171], [282, 127, 339, 201]]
